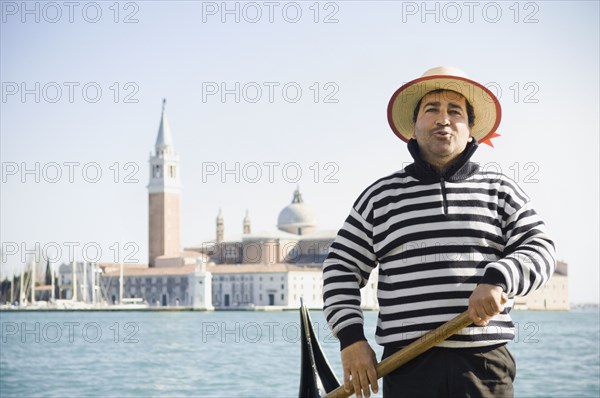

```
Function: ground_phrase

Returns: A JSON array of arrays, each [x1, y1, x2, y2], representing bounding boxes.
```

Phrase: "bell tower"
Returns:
[[243, 210, 251, 234], [216, 209, 224, 243], [148, 99, 181, 266]]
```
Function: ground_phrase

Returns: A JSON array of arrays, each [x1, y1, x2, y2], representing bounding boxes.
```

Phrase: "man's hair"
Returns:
[[412, 89, 475, 127]]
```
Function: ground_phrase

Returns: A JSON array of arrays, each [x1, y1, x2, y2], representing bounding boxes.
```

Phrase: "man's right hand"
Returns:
[[341, 340, 379, 398]]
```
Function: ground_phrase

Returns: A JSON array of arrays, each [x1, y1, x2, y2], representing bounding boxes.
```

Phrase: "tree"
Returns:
[[44, 260, 52, 286], [0, 277, 9, 303]]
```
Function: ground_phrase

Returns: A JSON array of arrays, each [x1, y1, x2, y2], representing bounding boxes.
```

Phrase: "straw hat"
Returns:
[[387, 66, 502, 146]]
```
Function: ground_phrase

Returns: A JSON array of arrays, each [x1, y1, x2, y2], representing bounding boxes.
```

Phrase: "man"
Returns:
[[322, 66, 555, 398]]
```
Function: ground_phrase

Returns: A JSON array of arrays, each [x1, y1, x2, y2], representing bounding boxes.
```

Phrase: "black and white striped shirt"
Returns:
[[323, 140, 556, 349]]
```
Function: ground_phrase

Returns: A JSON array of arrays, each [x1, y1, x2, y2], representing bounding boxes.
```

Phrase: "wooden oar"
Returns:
[[324, 311, 472, 398]]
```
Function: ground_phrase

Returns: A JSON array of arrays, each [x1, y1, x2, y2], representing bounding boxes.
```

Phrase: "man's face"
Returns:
[[413, 90, 472, 168]]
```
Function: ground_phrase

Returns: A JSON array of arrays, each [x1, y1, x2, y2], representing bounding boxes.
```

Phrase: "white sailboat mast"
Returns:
[[91, 263, 96, 305], [72, 260, 78, 302], [30, 257, 36, 304], [82, 261, 87, 303], [51, 262, 55, 302], [19, 264, 24, 304], [119, 262, 124, 304]]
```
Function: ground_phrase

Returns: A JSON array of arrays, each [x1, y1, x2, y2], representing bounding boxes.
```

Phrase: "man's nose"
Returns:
[[436, 113, 450, 126]]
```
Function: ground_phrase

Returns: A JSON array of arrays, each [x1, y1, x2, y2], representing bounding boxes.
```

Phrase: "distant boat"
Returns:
[[54, 299, 97, 310], [110, 297, 149, 310]]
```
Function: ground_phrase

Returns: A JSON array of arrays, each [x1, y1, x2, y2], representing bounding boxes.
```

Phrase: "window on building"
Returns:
[[259, 294, 263, 301], [226, 246, 237, 258], [281, 284, 284, 289], [281, 294, 284, 300]]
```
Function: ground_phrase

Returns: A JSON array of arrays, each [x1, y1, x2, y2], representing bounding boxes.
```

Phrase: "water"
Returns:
[[1, 309, 598, 398]]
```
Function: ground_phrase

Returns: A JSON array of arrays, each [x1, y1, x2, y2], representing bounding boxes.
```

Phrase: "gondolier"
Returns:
[[322, 66, 556, 398]]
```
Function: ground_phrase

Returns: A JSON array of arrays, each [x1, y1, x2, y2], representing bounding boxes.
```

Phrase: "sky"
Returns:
[[1, 0, 598, 303]]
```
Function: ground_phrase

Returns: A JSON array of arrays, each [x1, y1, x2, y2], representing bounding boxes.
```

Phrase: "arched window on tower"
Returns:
[[154, 165, 161, 178]]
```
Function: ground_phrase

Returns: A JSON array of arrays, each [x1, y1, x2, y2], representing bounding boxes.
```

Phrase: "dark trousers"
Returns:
[[382, 344, 516, 398]]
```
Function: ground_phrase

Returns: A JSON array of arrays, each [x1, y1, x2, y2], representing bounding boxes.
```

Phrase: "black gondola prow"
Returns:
[[298, 298, 341, 398]]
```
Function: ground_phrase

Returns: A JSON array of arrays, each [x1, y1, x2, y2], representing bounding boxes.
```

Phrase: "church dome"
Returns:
[[277, 188, 317, 235]]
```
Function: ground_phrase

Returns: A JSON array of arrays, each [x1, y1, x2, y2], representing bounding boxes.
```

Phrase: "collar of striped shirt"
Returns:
[[405, 139, 480, 183]]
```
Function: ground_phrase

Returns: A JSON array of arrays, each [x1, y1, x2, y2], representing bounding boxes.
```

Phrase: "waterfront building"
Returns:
[[101, 254, 213, 309]]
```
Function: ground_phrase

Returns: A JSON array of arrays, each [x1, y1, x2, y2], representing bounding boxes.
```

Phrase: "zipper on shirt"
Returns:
[[440, 177, 448, 214]]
